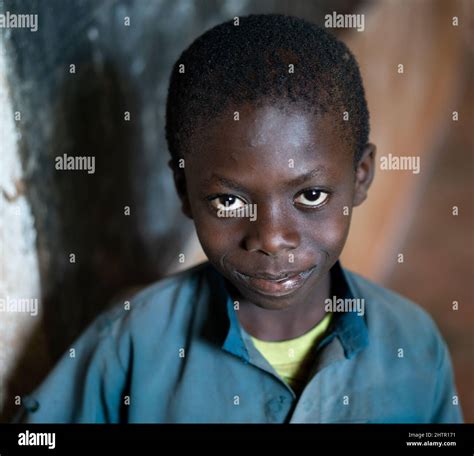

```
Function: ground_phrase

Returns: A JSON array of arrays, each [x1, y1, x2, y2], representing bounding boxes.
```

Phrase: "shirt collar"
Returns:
[[320, 261, 369, 359], [208, 260, 368, 362], [222, 296, 250, 361]]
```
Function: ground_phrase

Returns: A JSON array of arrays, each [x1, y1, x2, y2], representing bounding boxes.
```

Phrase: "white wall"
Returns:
[[0, 31, 43, 411]]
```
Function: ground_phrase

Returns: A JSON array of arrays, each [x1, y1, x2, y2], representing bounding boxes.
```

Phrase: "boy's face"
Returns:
[[172, 103, 375, 311]]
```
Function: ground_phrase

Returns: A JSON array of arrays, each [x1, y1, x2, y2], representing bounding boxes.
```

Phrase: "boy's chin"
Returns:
[[244, 298, 297, 312], [231, 282, 307, 311]]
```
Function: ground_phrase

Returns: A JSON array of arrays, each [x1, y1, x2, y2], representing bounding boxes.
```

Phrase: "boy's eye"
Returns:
[[294, 189, 329, 207], [209, 195, 246, 212]]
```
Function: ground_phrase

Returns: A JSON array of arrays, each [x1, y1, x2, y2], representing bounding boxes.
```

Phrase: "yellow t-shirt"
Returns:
[[250, 313, 332, 394]]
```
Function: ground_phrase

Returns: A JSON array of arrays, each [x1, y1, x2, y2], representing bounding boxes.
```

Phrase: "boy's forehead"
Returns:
[[239, 104, 314, 149], [185, 104, 352, 189], [190, 103, 347, 166]]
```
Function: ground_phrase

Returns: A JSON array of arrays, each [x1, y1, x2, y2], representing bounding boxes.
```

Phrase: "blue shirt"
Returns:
[[17, 261, 463, 423]]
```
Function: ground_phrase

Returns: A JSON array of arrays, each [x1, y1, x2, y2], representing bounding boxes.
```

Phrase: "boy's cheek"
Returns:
[[194, 218, 237, 253], [308, 211, 352, 254]]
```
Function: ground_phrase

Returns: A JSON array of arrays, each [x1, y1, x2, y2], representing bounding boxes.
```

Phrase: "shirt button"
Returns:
[[23, 396, 40, 413], [266, 396, 287, 420]]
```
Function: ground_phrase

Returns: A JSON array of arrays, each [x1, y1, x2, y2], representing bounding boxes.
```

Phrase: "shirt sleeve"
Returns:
[[430, 341, 463, 423], [13, 312, 128, 423]]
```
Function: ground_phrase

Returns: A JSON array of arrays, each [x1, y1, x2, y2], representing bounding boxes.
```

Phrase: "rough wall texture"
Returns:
[[0, 27, 43, 411]]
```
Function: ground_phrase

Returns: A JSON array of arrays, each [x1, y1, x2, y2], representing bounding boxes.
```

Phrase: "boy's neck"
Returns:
[[230, 271, 331, 341]]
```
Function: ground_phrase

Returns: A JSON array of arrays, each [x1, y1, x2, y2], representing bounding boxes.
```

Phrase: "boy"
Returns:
[[18, 14, 462, 423]]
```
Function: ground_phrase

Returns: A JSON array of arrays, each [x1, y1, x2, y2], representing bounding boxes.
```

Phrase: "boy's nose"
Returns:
[[243, 206, 300, 256]]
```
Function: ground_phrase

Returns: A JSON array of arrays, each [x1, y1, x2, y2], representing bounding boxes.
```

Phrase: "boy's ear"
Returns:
[[353, 143, 376, 207], [168, 159, 193, 219]]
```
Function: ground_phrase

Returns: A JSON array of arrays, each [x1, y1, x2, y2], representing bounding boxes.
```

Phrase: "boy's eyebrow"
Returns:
[[205, 166, 327, 193], [204, 175, 247, 193], [286, 166, 327, 188]]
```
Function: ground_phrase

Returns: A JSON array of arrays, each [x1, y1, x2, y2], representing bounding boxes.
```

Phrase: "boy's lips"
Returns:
[[233, 265, 316, 297]]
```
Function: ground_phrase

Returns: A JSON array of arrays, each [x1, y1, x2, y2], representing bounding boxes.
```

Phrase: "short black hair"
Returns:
[[166, 14, 369, 163]]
